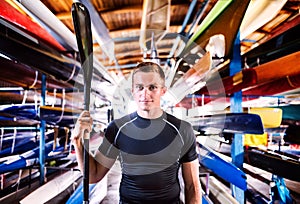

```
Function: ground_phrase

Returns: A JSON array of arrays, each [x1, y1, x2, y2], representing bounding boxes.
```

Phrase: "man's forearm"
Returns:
[[72, 137, 112, 184], [185, 184, 202, 204], [182, 160, 202, 204], [72, 137, 85, 173]]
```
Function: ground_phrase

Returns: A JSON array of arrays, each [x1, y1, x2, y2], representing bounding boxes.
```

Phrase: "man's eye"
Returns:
[[136, 85, 144, 91], [149, 85, 157, 91]]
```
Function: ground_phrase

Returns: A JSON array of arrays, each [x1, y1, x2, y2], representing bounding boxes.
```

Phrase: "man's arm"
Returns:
[[72, 136, 114, 183], [182, 159, 202, 204], [71, 111, 115, 183]]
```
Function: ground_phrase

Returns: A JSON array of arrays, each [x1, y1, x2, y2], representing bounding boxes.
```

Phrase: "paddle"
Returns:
[[71, 2, 93, 203]]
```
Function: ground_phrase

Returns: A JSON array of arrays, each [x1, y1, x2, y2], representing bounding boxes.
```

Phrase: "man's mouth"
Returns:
[[139, 99, 152, 103]]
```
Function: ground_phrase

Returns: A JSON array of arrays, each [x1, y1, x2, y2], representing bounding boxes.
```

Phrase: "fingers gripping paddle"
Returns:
[[71, 2, 93, 203]]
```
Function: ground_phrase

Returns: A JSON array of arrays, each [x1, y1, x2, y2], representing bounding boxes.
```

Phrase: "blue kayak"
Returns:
[[0, 104, 39, 120], [0, 131, 55, 157], [0, 140, 59, 174], [66, 182, 97, 204], [198, 143, 247, 190]]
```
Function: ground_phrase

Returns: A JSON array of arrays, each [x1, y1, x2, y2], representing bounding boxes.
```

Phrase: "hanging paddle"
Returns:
[[71, 2, 93, 203]]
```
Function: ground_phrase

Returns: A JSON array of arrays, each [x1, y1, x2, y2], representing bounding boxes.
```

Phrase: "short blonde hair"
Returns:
[[133, 62, 165, 84]]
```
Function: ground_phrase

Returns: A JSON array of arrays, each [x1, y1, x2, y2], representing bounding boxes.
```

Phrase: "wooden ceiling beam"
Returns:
[[54, 5, 142, 21]]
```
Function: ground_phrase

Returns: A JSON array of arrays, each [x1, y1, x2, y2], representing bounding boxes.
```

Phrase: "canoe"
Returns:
[[0, 152, 77, 203], [244, 146, 300, 182], [0, 132, 36, 151], [0, 104, 39, 127], [0, 125, 70, 157], [15, 0, 117, 84], [200, 176, 239, 204], [0, 56, 74, 89], [244, 132, 268, 147], [199, 68, 257, 96], [248, 52, 300, 85], [242, 72, 300, 98], [66, 181, 108, 204], [39, 106, 81, 127], [0, 131, 55, 157], [0, 140, 60, 174], [243, 23, 300, 68], [190, 113, 264, 135], [213, 22, 300, 79], [0, 91, 35, 105], [273, 104, 300, 121], [284, 124, 300, 145], [0, 0, 65, 52], [0, 115, 39, 127], [197, 51, 300, 97], [202, 195, 213, 204], [0, 20, 81, 84], [19, 169, 82, 204], [0, 104, 40, 126], [0, 15, 114, 98], [182, 0, 250, 60], [0, 138, 39, 158], [239, 0, 287, 40], [66, 183, 96, 204], [198, 142, 247, 190], [0, 104, 38, 120], [191, 25, 300, 108], [247, 107, 282, 129], [13, 0, 78, 52]]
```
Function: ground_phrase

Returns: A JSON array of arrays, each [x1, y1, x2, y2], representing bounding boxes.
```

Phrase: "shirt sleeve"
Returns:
[[98, 121, 120, 159], [179, 122, 198, 163]]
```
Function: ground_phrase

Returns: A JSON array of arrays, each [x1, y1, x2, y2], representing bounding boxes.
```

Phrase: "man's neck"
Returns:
[[137, 108, 163, 119]]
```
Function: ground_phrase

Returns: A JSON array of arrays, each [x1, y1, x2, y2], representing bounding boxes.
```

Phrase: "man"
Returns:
[[72, 62, 202, 203]]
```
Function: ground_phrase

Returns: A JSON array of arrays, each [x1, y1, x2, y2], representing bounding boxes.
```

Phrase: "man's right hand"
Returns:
[[71, 110, 93, 143]]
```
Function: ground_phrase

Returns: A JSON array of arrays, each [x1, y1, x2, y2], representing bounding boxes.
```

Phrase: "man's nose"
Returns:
[[141, 87, 150, 95]]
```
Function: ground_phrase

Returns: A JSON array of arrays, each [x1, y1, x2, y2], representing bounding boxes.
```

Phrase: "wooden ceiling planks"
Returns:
[[2, 0, 299, 87]]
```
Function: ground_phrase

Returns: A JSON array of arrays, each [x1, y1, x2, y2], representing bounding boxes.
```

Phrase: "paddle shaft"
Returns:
[[71, 2, 93, 203]]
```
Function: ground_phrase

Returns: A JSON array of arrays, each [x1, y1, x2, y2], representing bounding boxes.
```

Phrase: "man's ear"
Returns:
[[161, 86, 167, 95]]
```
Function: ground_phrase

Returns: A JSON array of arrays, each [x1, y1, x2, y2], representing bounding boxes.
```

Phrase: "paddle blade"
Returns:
[[71, 2, 93, 111]]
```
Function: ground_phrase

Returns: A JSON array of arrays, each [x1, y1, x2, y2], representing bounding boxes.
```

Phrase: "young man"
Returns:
[[72, 62, 202, 203]]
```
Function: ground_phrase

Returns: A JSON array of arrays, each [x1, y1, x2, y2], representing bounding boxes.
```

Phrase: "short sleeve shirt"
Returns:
[[99, 111, 197, 203]]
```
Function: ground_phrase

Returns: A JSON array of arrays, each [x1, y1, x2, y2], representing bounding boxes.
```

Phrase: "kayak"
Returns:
[[190, 112, 264, 135], [244, 146, 300, 182], [0, 140, 60, 174], [198, 142, 247, 190], [19, 169, 82, 204], [0, 0, 66, 52], [0, 131, 55, 157], [39, 106, 81, 127]]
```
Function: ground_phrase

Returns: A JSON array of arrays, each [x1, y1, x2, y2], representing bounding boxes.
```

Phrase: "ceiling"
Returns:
[[42, 0, 299, 67], [0, 0, 299, 114], [40, 0, 299, 73]]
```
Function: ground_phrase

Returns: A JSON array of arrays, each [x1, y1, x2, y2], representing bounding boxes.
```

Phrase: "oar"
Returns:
[[71, 2, 93, 203]]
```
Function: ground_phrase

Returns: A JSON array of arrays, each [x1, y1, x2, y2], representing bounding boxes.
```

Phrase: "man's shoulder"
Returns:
[[109, 112, 137, 127], [165, 112, 191, 128]]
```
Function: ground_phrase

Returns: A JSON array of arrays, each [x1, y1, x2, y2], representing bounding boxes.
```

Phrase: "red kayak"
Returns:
[[0, 1, 65, 52]]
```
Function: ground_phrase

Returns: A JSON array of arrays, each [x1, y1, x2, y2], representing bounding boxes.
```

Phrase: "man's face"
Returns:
[[132, 71, 166, 112]]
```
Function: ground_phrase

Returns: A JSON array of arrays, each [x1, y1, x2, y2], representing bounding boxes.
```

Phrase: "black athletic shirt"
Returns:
[[99, 111, 198, 203]]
